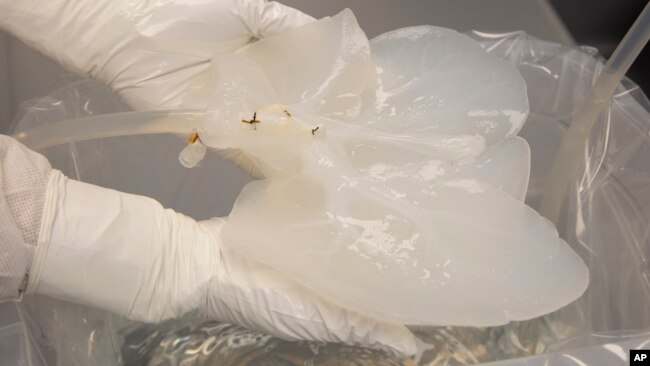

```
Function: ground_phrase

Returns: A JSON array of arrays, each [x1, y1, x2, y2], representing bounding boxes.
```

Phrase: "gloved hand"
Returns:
[[0, 0, 313, 177], [0, 134, 418, 357], [0, 0, 314, 110]]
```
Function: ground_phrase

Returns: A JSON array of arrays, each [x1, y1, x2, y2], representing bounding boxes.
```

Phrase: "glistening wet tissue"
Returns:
[[186, 9, 589, 326]]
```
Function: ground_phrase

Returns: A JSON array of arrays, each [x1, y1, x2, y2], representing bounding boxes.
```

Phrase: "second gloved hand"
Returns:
[[18, 152, 416, 357]]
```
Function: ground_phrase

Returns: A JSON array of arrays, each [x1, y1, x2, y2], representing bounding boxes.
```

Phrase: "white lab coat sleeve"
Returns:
[[0, 135, 51, 301]]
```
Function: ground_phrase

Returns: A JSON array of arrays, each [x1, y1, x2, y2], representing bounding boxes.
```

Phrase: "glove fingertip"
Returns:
[[363, 323, 419, 359]]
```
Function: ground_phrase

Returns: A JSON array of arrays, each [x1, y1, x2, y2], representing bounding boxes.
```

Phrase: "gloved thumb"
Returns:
[[204, 228, 418, 358]]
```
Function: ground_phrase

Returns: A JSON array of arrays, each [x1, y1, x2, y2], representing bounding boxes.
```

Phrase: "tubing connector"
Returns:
[[179, 132, 207, 168]]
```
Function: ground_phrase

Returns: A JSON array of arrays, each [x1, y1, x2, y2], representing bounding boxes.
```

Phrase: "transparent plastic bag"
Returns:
[[4, 30, 650, 365], [0, 302, 46, 366]]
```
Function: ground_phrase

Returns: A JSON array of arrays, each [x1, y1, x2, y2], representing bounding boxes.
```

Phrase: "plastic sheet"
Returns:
[[4, 30, 650, 365]]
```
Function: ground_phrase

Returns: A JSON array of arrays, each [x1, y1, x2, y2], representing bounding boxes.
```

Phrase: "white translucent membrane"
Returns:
[[199, 10, 589, 326], [15, 10, 589, 326]]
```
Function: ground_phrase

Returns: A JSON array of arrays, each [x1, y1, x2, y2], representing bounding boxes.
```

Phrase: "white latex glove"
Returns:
[[0, 0, 314, 111], [0, 0, 313, 177], [0, 135, 417, 357]]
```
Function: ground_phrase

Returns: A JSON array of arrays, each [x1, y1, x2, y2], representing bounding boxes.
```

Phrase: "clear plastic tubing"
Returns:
[[540, 2, 650, 225], [13, 110, 207, 150], [12, 2, 649, 225]]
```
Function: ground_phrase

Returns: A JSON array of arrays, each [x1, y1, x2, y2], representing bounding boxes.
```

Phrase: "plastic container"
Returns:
[[4, 30, 650, 365]]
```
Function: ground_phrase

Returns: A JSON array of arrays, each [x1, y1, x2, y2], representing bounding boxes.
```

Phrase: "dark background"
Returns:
[[550, 0, 649, 93]]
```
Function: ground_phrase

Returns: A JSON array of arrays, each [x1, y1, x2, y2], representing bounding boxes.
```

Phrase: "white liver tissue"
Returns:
[[196, 9, 588, 326]]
